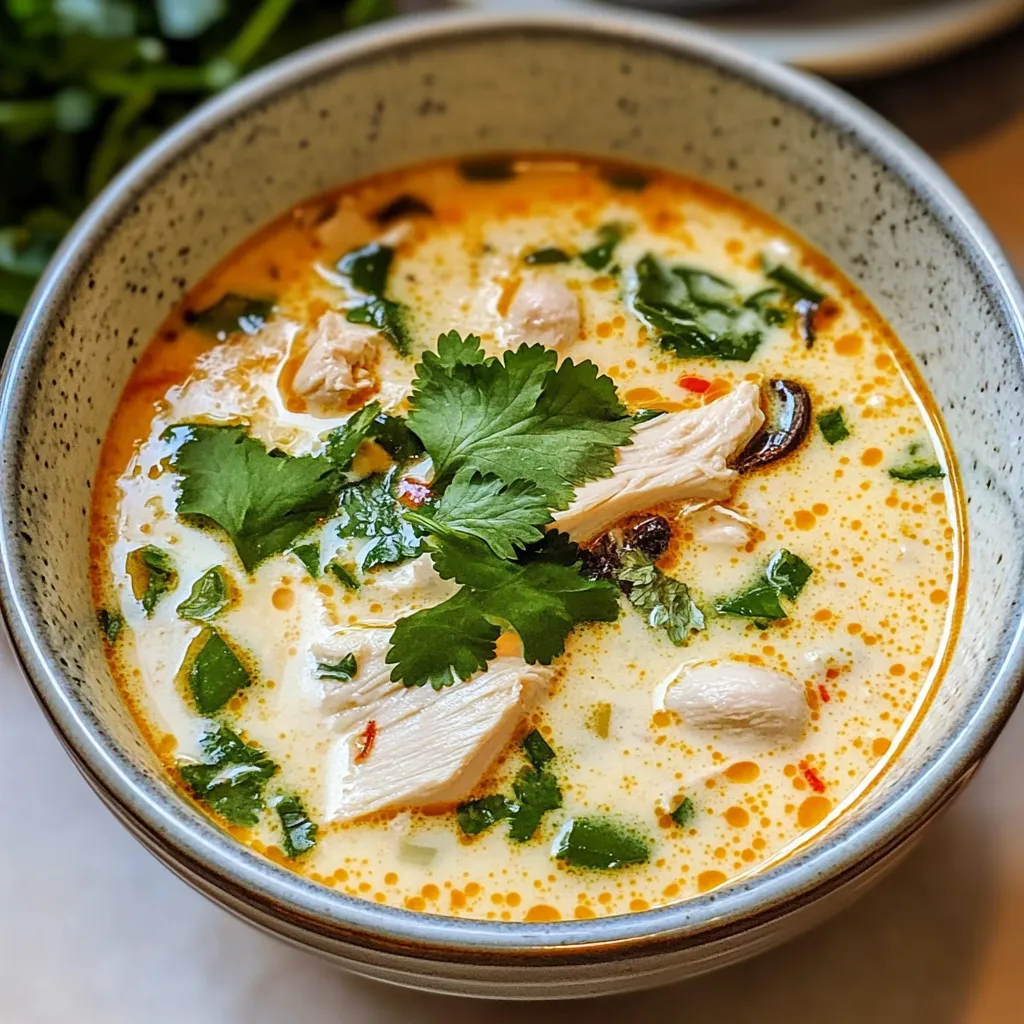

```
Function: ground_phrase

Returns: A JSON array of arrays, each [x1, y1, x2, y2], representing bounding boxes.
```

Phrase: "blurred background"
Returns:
[[2, 3, 1023, 1022]]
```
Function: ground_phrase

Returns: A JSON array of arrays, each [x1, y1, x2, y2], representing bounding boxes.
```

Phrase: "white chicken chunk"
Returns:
[[503, 275, 580, 351], [683, 503, 756, 548], [552, 382, 764, 541], [289, 311, 380, 414], [661, 660, 808, 745], [317, 628, 553, 822]]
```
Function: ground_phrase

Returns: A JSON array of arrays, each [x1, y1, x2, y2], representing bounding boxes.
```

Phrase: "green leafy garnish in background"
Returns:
[[0, 0, 395, 353], [176, 565, 231, 621], [185, 626, 252, 714], [126, 544, 177, 615], [179, 723, 278, 828]]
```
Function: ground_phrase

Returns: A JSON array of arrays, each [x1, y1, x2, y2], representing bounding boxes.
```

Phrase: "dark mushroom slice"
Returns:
[[581, 515, 672, 581], [372, 194, 434, 225], [623, 516, 672, 560], [733, 378, 811, 473]]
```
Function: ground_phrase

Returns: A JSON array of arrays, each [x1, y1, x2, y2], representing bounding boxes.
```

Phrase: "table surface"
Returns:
[[3, 22, 1023, 1024]]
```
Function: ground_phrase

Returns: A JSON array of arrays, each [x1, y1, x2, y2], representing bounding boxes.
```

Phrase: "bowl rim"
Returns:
[[3, 8, 1024, 963]]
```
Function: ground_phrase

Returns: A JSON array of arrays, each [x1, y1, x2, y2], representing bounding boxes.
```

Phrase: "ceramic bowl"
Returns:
[[3, 10, 1023, 1001]]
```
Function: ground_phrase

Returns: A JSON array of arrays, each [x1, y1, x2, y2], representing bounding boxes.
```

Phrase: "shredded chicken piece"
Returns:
[[660, 659, 808, 745], [289, 311, 380, 414], [502, 275, 580, 350], [552, 382, 765, 542], [317, 628, 552, 822]]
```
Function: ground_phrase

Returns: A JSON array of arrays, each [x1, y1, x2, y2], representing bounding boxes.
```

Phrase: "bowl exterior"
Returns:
[[3, 11, 1024, 998]]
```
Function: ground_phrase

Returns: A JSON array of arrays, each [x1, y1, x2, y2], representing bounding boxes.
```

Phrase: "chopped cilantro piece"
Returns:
[[629, 254, 766, 362], [184, 293, 273, 339], [367, 411, 424, 462], [346, 296, 411, 355], [373, 194, 433, 225], [126, 544, 178, 616], [716, 549, 812, 622], [670, 797, 695, 828], [327, 559, 360, 590], [615, 549, 705, 645], [525, 247, 571, 265], [336, 241, 393, 297], [184, 627, 252, 715], [817, 407, 851, 445], [179, 724, 277, 828], [274, 795, 318, 857], [98, 608, 124, 643], [763, 261, 826, 305], [317, 653, 357, 681], [553, 817, 650, 870], [337, 466, 422, 570], [166, 424, 343, 573], [579, 222, 624, 272], [176, 566, 231, 622], [458, 158, 516, 181], [324, 401, 383, 471], [888, 440, 945, 482], [291, 542, 321, 578], [507, 766, 562, 842], [522, 729, 555, 769], [456, 794, 511, 836], [407, 331, 633, 508], [404, 471, 551, 560], [631, 408, 665, 424], [601, 168, 648, 191]]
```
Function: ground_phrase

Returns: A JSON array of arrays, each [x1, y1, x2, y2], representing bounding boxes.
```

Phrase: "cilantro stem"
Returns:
[[224, 0, 298, 70], [0, 99, 54, 129], [86, 91, 155, 199], [89, 67, 210, 97]]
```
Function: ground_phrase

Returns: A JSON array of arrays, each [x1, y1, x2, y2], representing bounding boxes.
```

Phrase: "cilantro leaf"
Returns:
[[817, 407, 851, 445], [274, 795, 318, 857], [98, 609, 124, 644], [337, 466, 422, 570], [579, 222, 624, 272], [507, 766, 562, 842], [522, 728, 555, 768], [184, 627, 253, 715], [670, 797, 695, 828], [290, 542, 321, 578], [346, 296, 411, 355], [553, 817, 650, 870], [327, 559, 360, 590], [888, 440, 945, 482], [615, 549, 705, 645], [456, 794, 511, 836], [336, 242, 393, 296], [525, 247, 571, 265], [167, 425, 343, 573], [179, 724, 278, 828], [317, 653, 357, 681], [716, 549, 812, 622], [126, 544, 178, 616], [367, 412, 424, 462], [407, 334, 634, 508], [324, 401, 383, 470], [176, 566, 231, 622], [184, 293, 273, 339], [404, 471, 551, 559]]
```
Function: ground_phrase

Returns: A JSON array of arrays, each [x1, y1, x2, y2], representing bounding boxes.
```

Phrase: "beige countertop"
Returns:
[[2, 24, 1022, 1024]]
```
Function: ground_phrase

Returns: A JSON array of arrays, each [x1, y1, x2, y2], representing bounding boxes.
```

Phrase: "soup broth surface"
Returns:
[[91, 156, 960, 922]]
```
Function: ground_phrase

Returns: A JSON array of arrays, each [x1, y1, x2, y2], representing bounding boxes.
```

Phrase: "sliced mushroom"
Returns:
[[732, 378, 811, 473], [580, 514, 672, 581]]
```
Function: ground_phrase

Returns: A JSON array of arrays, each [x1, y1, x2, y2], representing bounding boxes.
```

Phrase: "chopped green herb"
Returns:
[[522, 729, 555, 769], [176, 566, 231, 622], [346, 295, 411, 355], [291, 543, 321, 578], [366, 411, 424, 463], [274, 795, 318, 857], [579, 222, 625, 272], [324, 401, 383, 471], [179, 724, 278, 828], [327, 559, 360, 590], [373, 194, 433, 225], [525, 246, 571, 265], [631, 408, 665, 425], [763, 261, 826, 305], [744, 287, 789, 326], [615, 549, 705, 645], [629, 254, 767, 362], [407, 331, 634, 509], [336, 241, 393, 297], [601, 168, 648, 191], [317, 653, 357, 681], [458, 158, 516, 181], [184, 293, 273, 339], [456, 794, 511, 836], [553, 817, 650, 870], [185, 627, 252, 715], [670, 797, 695, 828], [888, 441, 945, 482], [507, 766, 562, 842], [126, 544, 178, 616], [337, 466, 422, 570], [403, 470, 551, 560], [166, 424, 344, 573], [98, 609, 124, 644], [817, 407, 851, 445], [716, 549, 812, 622]]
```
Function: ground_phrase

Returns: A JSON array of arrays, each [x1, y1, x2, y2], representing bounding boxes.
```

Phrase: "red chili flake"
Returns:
[[679, 375, 710, 394], [397, 478, 431, 508], [817, 683, 832, 704], [355, 720, 377, 763], [799, 760, 826, 794]]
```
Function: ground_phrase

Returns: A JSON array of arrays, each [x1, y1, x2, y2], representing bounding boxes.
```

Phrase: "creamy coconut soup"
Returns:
[[91, 156, 961, 922]]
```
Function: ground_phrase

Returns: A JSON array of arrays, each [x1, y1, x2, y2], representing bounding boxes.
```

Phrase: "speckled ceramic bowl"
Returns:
[[2, 10, 1023, 1001]]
